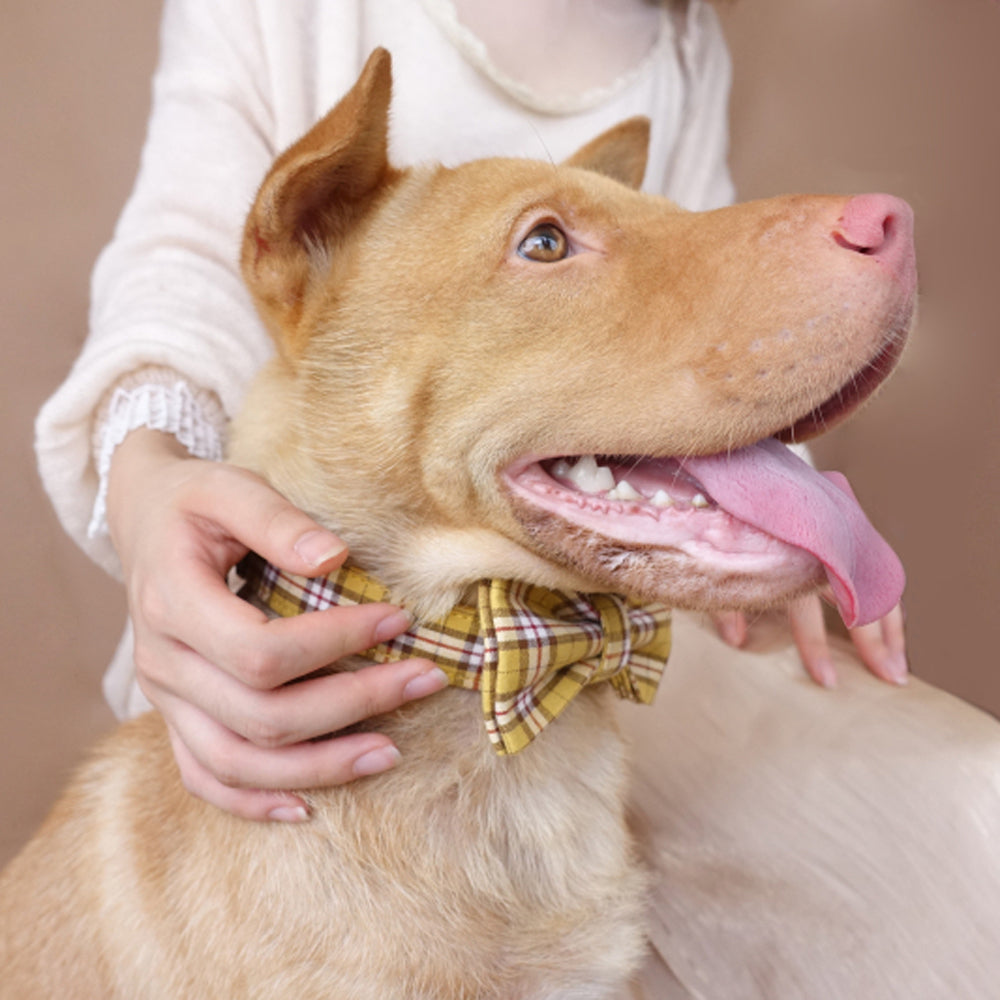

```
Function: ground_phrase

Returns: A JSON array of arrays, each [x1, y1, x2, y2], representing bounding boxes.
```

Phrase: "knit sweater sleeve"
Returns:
[[35, 0, 280, 578]]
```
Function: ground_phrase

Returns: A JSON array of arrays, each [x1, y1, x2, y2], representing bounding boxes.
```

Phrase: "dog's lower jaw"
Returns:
[[504, 492, 824, 614]]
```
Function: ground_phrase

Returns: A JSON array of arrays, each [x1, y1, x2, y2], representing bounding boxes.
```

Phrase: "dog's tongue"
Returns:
[[681, 438, 904, 627]]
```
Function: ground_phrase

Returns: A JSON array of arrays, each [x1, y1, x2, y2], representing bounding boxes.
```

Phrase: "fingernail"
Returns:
[[814, 658, 838, 689], [294, 529, 347, 569], [887, 653, 909, 685], [353, 745, 402, 777], [268, 804, 310, 823], [403, 667, 449, 701], [720, 615, 746, 648], [373, 609, 413, 644]]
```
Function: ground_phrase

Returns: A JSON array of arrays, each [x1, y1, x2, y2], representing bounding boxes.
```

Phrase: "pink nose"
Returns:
[[835, 194, 916, 290]]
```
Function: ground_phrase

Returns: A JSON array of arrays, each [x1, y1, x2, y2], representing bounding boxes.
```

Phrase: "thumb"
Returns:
[[194, 465, 348, 576]]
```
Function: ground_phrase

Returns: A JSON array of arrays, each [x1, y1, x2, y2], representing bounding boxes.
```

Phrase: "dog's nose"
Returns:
[[835, 194, 916, 289]]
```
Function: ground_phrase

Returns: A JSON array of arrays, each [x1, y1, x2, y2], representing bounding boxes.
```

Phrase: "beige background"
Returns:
[[1, 0, 997, 867]]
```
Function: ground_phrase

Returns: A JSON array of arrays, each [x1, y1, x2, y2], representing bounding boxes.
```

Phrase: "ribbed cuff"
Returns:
[[88, 368, 227, 538]]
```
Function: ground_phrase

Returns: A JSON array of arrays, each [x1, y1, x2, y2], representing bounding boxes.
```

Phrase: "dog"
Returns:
[[0, 48, 916, 998]]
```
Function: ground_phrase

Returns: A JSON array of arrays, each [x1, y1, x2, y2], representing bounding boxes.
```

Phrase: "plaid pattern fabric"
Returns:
[[237, 553, 671, 755]]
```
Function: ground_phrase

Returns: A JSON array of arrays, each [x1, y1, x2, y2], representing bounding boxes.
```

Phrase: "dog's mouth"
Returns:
[[502, 333, 909, 627], [502, 435, 904, 629]]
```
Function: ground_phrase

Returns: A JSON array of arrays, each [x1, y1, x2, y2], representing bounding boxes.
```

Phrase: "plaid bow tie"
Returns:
[[237, 553, 671, 755]]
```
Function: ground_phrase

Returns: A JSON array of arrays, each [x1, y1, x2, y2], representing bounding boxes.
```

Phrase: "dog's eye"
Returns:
[[518, 223, 569, 262]]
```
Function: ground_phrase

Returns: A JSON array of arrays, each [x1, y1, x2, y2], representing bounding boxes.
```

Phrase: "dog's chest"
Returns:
[[263, 686, 647, 994], [316, 683, 634, 872]]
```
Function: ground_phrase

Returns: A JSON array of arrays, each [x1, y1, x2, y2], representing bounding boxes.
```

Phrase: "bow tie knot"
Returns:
[[590, 592, 641, 677], [238, 555, 671, 755]]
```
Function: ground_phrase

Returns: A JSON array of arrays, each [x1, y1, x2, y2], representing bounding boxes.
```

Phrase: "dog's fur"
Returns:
[[0, 50, 914, 998]]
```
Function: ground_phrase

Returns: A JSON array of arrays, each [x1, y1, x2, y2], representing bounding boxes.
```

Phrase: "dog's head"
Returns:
[[233, 49, 915, 624]]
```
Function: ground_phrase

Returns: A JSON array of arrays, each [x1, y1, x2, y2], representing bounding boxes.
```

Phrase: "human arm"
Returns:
[[36, 0, 447, 819]]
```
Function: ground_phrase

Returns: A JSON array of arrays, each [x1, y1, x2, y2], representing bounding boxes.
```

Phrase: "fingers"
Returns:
[[847, 603, 908, 686], [787, 594, 838, 688], [142, 641, 448, 749], [149, 566, 418, 689], [165, 700, 402, 796], [710, 609, 749, 648], [166, 726, 311, 823], [153, 657, 449, 821], [165, 722, 401, 822], [788, 594, 908, 688]]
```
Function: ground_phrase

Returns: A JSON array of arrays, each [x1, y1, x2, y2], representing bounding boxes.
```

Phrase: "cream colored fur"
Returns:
[[0, 49, 930, 998]]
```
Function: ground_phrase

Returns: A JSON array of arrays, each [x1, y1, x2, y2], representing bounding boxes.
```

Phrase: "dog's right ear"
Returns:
[[241, 48, 396, 356]]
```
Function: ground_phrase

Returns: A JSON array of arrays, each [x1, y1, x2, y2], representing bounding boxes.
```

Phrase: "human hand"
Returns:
[[712, 594, 908, 688], [106, 429, 448, 822]]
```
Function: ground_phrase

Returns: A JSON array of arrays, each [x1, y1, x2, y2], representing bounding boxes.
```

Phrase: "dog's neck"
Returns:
[[237, 553, 671, 755]]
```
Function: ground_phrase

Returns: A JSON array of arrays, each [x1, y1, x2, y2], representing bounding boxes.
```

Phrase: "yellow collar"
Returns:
[[238, 553, 671, 755]]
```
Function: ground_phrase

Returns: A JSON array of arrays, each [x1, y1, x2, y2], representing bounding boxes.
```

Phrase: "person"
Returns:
[[36, 0, 906, 828]]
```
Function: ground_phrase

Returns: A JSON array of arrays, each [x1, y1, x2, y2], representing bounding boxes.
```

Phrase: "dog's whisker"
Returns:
[[527, 122, 556, 168]]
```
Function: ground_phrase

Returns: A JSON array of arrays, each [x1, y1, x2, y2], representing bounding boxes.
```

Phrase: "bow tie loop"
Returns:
[[476, 581, 670, 753]]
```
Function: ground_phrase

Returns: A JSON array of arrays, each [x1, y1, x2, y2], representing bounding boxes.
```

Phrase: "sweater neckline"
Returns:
[[418, 0, 681, 116]]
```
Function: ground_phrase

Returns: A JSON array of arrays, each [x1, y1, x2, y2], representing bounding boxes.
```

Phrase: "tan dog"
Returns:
[[0, 49, 917, 998]]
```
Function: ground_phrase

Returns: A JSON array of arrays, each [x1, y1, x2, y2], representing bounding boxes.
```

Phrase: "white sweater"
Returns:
[[35, 0, 734, 715]]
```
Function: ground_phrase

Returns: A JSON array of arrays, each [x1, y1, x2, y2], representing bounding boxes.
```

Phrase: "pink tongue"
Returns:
[[681, 438, 904, 627]]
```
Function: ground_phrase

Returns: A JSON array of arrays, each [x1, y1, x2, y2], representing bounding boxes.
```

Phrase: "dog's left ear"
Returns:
[[563, 116, 650, 191], [241, 48, 397, 355]]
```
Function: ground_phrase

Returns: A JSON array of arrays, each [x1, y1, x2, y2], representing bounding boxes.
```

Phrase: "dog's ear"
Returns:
[[563, 116, 650, 191], [241, 47, 396, 355]]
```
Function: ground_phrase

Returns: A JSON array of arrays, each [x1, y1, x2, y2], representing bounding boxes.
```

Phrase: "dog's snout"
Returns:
[[834, 194, 916, 290]]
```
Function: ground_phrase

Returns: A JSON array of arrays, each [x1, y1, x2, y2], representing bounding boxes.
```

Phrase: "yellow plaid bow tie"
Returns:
[[237, 553, 671, 755]]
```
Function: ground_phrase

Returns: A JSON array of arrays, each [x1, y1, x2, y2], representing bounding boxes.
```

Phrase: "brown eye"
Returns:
[[518, 223, 569, 262]]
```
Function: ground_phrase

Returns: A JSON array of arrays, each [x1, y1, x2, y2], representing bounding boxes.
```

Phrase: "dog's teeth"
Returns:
[[651, 490, 674, 508], [563, 455, 615, 494], [551, 459, 574, 479], [608, 479, 643, 502], [691, 493, 710, 509]]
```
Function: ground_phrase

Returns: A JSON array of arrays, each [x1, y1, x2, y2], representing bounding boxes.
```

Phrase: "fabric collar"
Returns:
[[237, 553, 671, 755]]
